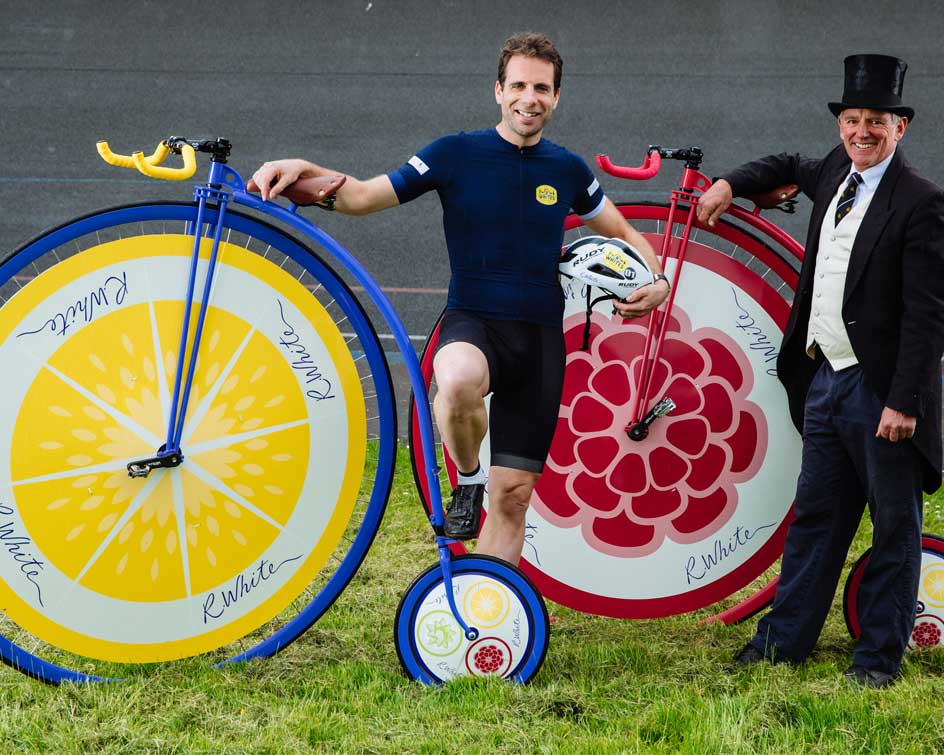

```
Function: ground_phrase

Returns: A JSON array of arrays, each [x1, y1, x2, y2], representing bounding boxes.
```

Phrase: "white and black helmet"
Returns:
[[559, 236, 654, 299]]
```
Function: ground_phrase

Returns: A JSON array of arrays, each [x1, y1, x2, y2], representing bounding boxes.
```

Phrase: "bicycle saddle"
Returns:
[[282, 174, 348, 207], [747, 183, 800, 210]]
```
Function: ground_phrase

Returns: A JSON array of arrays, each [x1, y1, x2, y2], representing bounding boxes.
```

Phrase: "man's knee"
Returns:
[[435, 373, 481, 410], [489, 472, 539, 516], [434, 344, 488, 408]]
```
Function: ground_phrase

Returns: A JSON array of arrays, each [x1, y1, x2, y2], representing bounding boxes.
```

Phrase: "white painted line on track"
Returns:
[[342, 332, 427, 341], [351, 286, 448, 294]]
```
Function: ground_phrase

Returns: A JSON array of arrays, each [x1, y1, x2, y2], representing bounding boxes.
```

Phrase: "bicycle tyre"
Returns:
[[0, 201, 396, 683], [843, 533, 944, 651], [394, 554, 549, 684], [410, 202, 803, 618]]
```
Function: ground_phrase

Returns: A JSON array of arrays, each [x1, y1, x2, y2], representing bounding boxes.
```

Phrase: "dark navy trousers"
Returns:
[[750, 361, 923, 674]]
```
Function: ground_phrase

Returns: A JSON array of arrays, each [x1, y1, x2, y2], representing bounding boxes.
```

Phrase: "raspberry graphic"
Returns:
[[533, 307, 767, 557], [912, 620, 942, 648], [473, 644, 505, 674]]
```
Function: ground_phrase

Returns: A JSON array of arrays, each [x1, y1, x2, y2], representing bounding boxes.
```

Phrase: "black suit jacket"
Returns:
[[723, 146, 944, 492]]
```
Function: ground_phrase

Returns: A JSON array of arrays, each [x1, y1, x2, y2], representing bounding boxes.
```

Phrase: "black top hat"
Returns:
[[828, 54, 914, 120]]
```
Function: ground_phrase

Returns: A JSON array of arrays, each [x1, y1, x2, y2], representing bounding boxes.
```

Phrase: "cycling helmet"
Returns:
[[559, 236, 654, 298]]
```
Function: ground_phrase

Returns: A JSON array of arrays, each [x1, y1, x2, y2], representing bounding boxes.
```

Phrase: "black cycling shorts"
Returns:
[[435, 310, 565, 473]]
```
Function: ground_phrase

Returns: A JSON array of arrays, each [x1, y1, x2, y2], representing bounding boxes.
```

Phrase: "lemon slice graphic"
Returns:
[[463, 580, 511, 628], [0, 234, 366, 661], [920, 562, 944, 608]]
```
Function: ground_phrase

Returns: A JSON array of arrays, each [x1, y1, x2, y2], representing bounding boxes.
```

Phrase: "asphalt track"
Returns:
[[3, 1, 943, 430]]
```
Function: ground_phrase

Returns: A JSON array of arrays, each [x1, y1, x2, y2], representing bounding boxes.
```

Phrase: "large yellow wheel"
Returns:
[[0, 203, 396, 682]]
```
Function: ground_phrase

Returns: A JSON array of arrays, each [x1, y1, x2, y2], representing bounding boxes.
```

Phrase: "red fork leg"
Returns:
[[629, 193, 698, 425]]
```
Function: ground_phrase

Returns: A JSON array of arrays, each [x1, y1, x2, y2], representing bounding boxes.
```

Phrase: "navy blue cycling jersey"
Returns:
[[387, 128, 606, 327]]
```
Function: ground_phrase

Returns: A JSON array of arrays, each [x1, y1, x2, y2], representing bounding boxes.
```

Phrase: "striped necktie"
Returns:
[[835, 172, 863, 226]]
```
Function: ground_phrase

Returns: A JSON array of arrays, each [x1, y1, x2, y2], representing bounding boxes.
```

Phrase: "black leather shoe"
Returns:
[[843, 665, 897, 689], [443, 483, 485, 540], [725, 643, 766, 672]]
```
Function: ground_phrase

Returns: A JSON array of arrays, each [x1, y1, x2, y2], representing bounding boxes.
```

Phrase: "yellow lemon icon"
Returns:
[[463, 580, 510, 628], [920, 562, 944, 607], [12, 303, 308, 604]]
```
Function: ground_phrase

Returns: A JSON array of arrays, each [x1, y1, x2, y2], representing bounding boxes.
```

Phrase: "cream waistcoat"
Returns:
[[805, 186, 874, 369]]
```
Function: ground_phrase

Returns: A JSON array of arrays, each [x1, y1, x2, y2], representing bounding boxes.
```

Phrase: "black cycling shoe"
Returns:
[[443, 483, 485, 540]]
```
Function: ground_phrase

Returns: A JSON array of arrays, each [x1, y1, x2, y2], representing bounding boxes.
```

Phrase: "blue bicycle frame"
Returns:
[[146, 148, 481, 642]]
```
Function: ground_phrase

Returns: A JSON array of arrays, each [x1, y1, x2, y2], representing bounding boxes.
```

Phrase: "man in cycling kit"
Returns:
[[248, 32, 669, 566]]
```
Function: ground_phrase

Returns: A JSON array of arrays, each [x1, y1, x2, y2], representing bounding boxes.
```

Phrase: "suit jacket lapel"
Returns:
[[811, 161, 849, 240], [844, 150, 903, 303]]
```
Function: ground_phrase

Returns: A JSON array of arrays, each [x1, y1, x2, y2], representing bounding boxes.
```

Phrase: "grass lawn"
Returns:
[[2, 446, 944, 755]]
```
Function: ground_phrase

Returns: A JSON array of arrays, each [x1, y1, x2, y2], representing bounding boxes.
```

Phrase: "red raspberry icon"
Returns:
[[911, 619, 942, 648], [534, 307, 767, 557], [465, 637, 513, 676], [473, 644, 505, 674]]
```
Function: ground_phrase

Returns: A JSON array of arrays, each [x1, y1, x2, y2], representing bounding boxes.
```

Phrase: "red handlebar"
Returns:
[[596, 151, 662, 180]]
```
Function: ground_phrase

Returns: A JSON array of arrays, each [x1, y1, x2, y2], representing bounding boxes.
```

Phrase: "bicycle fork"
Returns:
[[127, 162, 232, 478], [625, 187, 703, 442]]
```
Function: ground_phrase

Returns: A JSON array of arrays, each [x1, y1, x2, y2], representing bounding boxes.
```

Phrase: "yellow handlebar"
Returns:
[[97, 140, 169, 169], [132, 144, 196, 180], [96, 140, 196, 181]]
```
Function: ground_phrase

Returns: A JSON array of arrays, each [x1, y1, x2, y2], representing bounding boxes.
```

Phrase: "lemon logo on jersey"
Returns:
[[535, 185, 558, 206]]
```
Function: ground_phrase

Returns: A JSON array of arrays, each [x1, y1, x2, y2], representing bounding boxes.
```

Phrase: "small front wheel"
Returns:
[[394, 555, 549, 684], [843, 533, 944, 652]]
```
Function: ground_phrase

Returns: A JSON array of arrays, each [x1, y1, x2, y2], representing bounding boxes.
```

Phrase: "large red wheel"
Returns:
[[410, 203, 804, 618]]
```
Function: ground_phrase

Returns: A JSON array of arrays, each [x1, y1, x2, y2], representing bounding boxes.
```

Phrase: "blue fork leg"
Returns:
[[437, 541, 478, 640], [170, 193, 229, 451], [163, 183, 228, 454]]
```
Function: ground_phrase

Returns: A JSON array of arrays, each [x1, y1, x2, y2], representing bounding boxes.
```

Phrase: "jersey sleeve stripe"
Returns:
[[387, 169, 410, 202], [577, 196, 606, 222]]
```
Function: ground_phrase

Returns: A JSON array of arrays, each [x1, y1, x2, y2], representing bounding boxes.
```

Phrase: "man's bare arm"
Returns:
[[247, 158, 399, 215]]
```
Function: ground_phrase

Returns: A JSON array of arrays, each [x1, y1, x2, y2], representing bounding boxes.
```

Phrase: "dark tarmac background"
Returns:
[[2, 1, 943, 428]]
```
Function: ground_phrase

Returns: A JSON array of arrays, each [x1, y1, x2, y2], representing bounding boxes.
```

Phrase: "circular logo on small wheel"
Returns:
[[919, 562, 944, 608], [465, 637, 513, 676], [463, 580, 510, 628], [910, 614, 944, 650], [415, 609, 463, 657], [406, 572, 535, 683]]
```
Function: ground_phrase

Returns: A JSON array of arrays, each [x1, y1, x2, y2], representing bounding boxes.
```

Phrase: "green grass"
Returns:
[[2, 446, 944, 754]]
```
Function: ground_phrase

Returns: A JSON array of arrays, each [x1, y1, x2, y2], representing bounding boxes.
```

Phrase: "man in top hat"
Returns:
[[698, 54, 944, 687]]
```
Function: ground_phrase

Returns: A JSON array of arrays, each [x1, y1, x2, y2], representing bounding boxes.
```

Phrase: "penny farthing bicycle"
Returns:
[[410, 144, 944, 645], [0, 136, 547, 684], [412, 146, 807, 623]]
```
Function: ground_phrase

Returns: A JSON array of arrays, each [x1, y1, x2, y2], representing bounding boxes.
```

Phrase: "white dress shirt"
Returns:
[[840, 149, 896, 212], [806, 150, 896, 368]]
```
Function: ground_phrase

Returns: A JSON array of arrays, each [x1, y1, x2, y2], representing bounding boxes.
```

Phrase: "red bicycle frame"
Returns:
[[592, 146, 803, 624], [595, 146, 802, 438]]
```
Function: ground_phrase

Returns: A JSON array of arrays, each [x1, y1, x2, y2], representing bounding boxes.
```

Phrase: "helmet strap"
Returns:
[[581, 289, 616, 350]]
